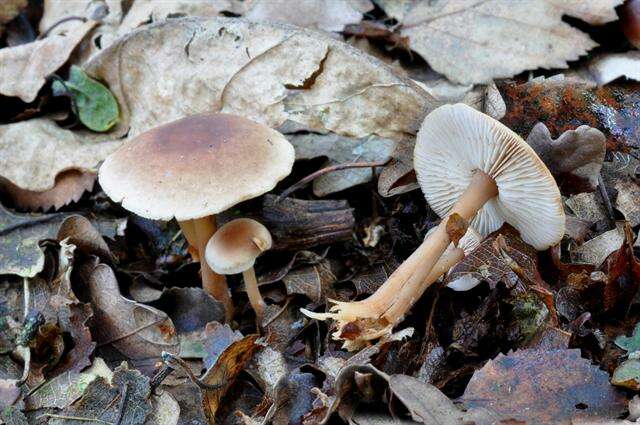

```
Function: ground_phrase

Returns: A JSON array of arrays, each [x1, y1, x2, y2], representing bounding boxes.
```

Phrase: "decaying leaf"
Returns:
[[117, 0, 221, 35], [616, 322, 640, 353], [613, 177, 640, 226], [287, 132, 394, 196], [52, 65, 120, 132], [0, 204, 68, 277], [245, 0, 373, 32], [381, 0, 622, 85], [87, 264, 179, 359], [501, 76, 640, 151], [388, 374, 464, 424], [0, 19, 96, 102], [201, 334, 260, 422], [0, 170, 96, 212], [82, 17, 436, 192], [526, 123, 606, 193], [282, 260, 337, 304], [154, 287, 225, 334], [246, 346, 288, 396], [462, 349, 627, 424], [24, 357, 112, 410], [0, 118, 121, 192], [51, 363, 152, 425], [570, 226, 625, 268], [445, 224, 545, 291], [588, 51, 640, 86], [612, 356, 640, 391], [566, 192, 608, 224], [202, 321, 242, 369]]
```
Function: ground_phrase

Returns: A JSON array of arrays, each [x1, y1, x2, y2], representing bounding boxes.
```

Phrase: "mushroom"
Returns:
[[98, 114, 295, 319], [205, 218, 272, 328], [303, 227, 482, 350], [303, 104, 565, 349], [622, 0, 640, 48]]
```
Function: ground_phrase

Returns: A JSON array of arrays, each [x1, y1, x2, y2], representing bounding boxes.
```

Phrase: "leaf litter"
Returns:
[[2, 1, 640, 424]]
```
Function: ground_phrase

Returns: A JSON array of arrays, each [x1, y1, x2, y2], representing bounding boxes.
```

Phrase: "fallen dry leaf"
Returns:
[[526, 123, 606, 193], [1, 170, 96, 212], [613, 177, 640, 226], [588, 52, 640, 86], [117, 0, 220, 35], [0, 19, 96, 102], [82, 17, 436, 193], [51, 363, 152, 425], [462, 349, 627, 424], [0, 204, 68, 277], [87, 263, 179, 359], [566, 192, 608, 224], [570, 226, 625, 268], [381, 0, 621, 85], [201, 334, 260, 422], [445, 224, 546, 291], [245, 0, 373, 32], [0, 118, 120, 192]]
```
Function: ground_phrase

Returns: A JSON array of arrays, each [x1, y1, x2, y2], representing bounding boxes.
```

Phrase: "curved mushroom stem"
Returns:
[[179, 216, 233, 321], [242, 267, 266, 331], [305, 170, 497, 350]]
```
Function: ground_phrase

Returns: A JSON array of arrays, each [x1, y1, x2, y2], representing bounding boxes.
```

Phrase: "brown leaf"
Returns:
[[282, 261, 337, 304], [202, 321, 242, 369], [501, 77, 640, 152], [613, 176, 640, 226], [388, 374, 463, 424], [57, 214, 112, 262], [380, 1, 620, 85], [446, 213, 468, 247], [201, 334, 260, 423], [245, 0, 372, 32], [0, 0, 26, 33], [87, 264, 179, 359], [0, 118, 121, 192], [0, 170, 96, 212], [462, 349, 627, 424], [526, 123, 606, 194], [445, 224, 545, 291], [0, 20, 96, 102]]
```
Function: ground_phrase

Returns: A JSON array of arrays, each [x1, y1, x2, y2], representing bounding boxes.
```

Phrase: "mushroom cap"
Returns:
[[414, 104, 564, 250], [205, 218, 272, 275], [98, 114, 295, 221]]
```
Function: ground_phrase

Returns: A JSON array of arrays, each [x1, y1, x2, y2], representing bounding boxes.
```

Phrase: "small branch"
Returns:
[[597, 173, 615, 222], [37, 414, 113, 424], [161, 352, 224, 390], [277, 161, 387, 200], [38, 16, 87, 39]]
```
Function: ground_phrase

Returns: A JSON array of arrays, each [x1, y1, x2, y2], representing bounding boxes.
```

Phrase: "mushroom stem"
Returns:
[[309, 170, 497, 349], [382, 244, 465, 322], [242, 267, 266, 329], [179, 216, 233, 321]]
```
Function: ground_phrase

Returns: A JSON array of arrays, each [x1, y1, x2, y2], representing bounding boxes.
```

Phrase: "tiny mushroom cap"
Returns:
[[414, 103, 565, 250], [98, 113, 295, 221], [205, 218, 272, 275]]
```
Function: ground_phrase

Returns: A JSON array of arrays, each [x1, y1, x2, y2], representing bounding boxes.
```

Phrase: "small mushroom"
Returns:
[[304, 104, 565, 350], [98, 114, 294, 320], [205, 218, 272, 328]]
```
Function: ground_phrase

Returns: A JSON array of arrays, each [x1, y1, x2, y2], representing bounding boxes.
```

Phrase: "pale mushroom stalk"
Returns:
[[242, 267, 266, 324], [178, 216, 232, 315], [327, 171, 496, 320]]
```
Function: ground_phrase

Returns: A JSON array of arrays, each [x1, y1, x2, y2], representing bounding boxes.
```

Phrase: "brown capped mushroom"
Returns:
[[98, 114, 294, 320], [205, 218, 272, 329], [304, 104, 565, 350]]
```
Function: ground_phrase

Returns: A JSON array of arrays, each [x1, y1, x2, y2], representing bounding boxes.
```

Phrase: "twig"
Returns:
[[161, 352, 224, 390], [37, 413, 113, 424], [597, 173, 615, 222], [37, 16, 87, 39], [277, 161, 387, 201], [150, 363, 175, 391]]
